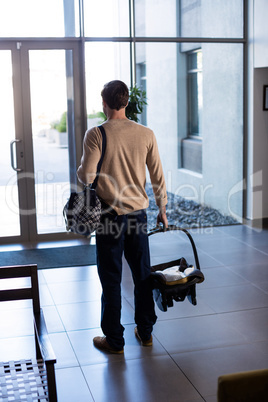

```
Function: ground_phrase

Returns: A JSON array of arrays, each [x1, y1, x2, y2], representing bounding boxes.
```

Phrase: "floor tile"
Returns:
[[56, 300, 101, 331], [198, 283, 268, 313], [253, 281, 268, 294], [200, 266, 248, 289], [121, 278, 135, 298], [47, 280, 102, 304], [49, 332, 79, 369], [205, 247, 268, 266], [203, 396, 217, 402], [0, 335, 36, 361], [37, 270, 46, 284], [217, 225, 268, 242], [226, 261, 268, 284], [172, 341, 268, 398], [56, 367, 93, 402], [239, 232, 268, 249], [42, 265, 99, 284], [39, 282, 55, 306], [42, 305, 65, 333], [0, 307, 34, 338], [195, 235, 249, 254], [68, 324, 167, 366], [153, 314, 249, 354], [68, 327, 126, 366], [82, 355, 204, 402], [195, 250, 224, 269], [0, 276, 30, 291], [254, 244, 268, 254], [0, 299, 32, 311], [155, 296, 215, 320], [215, 224, 264, 238], [0, 277, 33, 311], [57, 298, 134, 332], [221, 308, 268, 343]]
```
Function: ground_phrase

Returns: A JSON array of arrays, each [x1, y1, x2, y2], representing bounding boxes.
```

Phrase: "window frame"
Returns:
[[187, 49, 203, 138]]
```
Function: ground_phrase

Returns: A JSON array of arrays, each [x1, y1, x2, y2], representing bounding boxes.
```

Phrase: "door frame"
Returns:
[[0, 39, 86, 244]]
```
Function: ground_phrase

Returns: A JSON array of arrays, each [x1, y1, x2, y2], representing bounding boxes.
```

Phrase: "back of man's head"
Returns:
[[101, 80, 129, 111]]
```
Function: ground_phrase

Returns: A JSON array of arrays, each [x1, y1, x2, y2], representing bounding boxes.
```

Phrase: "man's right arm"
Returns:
[[146, 132, 168, 228], [157, 205, 168, 229]]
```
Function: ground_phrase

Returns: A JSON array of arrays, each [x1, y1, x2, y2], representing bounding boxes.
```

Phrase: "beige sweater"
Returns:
[[77, 119, 167, 215]]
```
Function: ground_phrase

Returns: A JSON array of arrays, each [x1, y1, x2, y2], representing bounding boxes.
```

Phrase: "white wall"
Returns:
[[253, 68, 268, 220], [247, 0, 268, 220]]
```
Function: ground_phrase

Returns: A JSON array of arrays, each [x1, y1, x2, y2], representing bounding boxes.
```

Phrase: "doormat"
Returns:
[[0, 245, 96, 269]]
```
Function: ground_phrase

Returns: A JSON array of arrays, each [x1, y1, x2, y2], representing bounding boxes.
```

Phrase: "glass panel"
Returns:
[[0, 0, 79, 37], [136, 42, 243, 226], [180, 0, 244, 38], [135, 0, 243, 38], [0, 51, 21, 237], [85, 42, 131, 128], [29, 50, 73, 234], [84, 0, 129, 37], [188, 73, 199, 135], [188, 50, 202, 136], [135, 0, 177, 37]]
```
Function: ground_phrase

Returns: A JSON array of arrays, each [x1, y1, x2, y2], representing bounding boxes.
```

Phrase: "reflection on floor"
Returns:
[[0, 224, 268, 402]]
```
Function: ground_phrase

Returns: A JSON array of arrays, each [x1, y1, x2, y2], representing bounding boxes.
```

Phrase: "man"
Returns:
[[77, 80, 168, 353]]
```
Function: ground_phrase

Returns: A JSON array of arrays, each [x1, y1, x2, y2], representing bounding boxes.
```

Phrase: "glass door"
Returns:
[[0, 41, 82, 243], [0, 47, 21, 238], [29, 48, 74, 235]]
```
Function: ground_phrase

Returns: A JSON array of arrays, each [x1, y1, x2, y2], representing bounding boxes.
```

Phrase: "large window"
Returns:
[[0, 0, 246, 233], [85, 42, 131, 128], [0, 0, 80, 37], [135, 40, 243, 220], [83, 0, 129, 37]]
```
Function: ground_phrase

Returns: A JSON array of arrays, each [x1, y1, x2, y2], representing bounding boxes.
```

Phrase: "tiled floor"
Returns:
[[1, 224, 268, 401]]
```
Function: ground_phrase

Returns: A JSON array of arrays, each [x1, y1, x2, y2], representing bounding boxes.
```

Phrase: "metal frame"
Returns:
[[0, 0, 248, 243], [0, 39, 84, 244]]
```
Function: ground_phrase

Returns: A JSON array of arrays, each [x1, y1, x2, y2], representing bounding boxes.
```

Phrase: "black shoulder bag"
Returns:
[[63, 125, 107, 237]]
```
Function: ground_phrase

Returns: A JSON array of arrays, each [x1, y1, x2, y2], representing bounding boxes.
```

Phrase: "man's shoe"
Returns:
[[93, 336, 124, 354], [134, 327, 153, 346]]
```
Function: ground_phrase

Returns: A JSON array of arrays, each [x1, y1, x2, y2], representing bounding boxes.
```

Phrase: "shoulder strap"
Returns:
[[91, 125, 107, 189]]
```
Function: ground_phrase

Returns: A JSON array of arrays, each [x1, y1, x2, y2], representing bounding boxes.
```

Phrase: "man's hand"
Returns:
[[157, 206, 168, 229]]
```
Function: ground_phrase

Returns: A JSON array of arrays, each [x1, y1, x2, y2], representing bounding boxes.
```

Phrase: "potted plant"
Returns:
[[50, 112, 68, 147], [126, 85, 147, 122]]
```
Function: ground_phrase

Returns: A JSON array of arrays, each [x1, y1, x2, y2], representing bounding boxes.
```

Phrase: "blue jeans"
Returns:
[[96, 209, 157, 350]]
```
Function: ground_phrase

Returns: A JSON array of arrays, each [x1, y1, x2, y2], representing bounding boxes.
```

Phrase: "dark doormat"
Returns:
[[0, 245, 96, 269]]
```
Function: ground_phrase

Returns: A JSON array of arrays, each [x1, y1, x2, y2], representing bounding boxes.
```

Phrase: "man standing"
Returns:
[[77, 80, 168, 353]]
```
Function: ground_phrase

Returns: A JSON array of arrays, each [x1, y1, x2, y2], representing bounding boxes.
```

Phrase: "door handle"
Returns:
[[10, 139, 23, 172]]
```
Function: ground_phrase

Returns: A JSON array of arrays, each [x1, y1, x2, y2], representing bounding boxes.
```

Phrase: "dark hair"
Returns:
[[101, 80, 129, 111]]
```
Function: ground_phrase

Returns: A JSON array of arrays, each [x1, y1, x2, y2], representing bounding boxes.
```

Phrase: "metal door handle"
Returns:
[[10, 139, 23, 172]]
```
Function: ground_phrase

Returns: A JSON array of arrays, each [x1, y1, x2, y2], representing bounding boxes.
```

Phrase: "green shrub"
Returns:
[[51, 112, 67, 132], [88, 111, 107, 122]]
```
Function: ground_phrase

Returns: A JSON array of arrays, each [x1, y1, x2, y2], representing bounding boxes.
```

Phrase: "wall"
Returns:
[[247, 0, 268, 221], [253, 68, 268, 220]]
